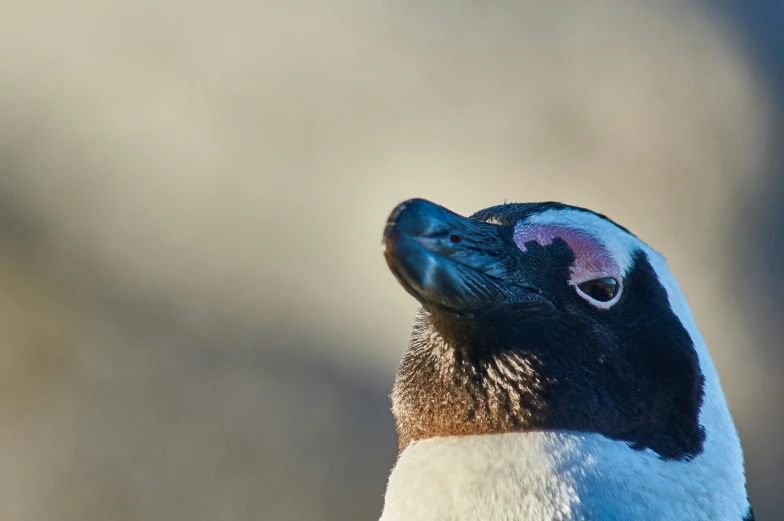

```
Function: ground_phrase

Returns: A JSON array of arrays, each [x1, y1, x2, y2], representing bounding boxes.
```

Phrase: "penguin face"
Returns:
[[383, 199, 706, 460]]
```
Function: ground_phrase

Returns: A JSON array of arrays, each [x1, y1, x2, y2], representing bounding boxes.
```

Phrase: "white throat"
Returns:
[[381, 428, 747, 521]]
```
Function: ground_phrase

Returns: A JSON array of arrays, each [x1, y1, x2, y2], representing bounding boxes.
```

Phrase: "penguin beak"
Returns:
[[383, 198, 542, 313]]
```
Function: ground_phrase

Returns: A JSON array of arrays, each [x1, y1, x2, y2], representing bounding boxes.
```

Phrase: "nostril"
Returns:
[[450, 234, 462, 243]]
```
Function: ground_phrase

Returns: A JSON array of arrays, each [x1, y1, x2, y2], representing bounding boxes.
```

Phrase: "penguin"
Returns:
[[380, 198, 753, 521]]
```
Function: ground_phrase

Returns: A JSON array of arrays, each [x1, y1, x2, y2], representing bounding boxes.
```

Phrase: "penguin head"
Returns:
[[383, 198, 727, 462]]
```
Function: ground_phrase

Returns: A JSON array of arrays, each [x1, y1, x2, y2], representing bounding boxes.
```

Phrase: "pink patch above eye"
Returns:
[[512, 223, 620, 284]]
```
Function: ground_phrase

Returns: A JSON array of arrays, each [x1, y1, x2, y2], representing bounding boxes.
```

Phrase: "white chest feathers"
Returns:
[[380, 431, 748, 521]]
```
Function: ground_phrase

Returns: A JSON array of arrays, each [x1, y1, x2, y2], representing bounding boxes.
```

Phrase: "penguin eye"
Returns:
[[576, 277, 618, 303]]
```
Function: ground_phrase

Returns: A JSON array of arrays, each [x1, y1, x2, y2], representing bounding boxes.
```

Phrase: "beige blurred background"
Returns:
[[0, 1, 782, 520]]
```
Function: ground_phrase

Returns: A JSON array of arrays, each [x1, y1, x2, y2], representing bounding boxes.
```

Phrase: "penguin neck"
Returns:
[[381, 430, 749, 521]]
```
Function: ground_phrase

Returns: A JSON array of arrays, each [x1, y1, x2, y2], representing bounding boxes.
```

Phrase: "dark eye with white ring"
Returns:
[[576, 277, 618, 303]]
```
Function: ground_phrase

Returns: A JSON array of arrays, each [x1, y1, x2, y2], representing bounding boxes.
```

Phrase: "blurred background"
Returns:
[[0, 1, 781, 520]]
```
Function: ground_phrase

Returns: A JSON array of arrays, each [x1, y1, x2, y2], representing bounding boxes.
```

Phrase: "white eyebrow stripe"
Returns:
[[518, 208, 644, 277]]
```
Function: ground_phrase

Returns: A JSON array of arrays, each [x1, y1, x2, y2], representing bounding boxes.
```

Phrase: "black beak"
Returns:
[[383, 198, 541, 313]]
